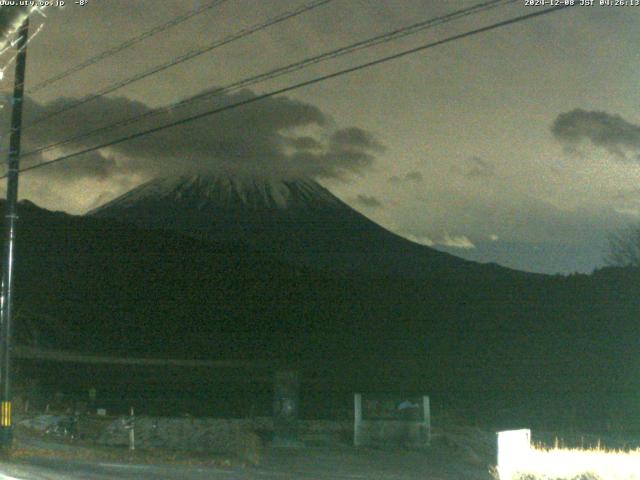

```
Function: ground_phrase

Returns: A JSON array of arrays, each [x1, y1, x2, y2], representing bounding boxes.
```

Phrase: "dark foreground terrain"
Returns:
[[0, 448, 491, 480], [1, 420, 496, 480]]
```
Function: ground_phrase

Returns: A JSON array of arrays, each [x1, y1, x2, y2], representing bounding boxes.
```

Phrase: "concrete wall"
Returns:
[[98, 417, 262, 464], [97, 416, 353, 461], [353, 394, 431, 448]]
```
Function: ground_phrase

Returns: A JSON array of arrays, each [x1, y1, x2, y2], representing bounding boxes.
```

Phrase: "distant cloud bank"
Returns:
[[402, 231, 475, 249], [4, 89, 383, 183], [552, 109, 640, 160]]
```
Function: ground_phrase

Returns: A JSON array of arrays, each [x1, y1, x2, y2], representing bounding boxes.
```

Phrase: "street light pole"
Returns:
[[0, 16, 29, 449]]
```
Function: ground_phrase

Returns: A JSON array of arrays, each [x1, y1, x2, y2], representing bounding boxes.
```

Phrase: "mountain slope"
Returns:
[[90, 174, 524, 280]]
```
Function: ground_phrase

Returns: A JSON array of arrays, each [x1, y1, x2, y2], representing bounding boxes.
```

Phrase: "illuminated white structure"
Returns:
[[496, 429, 531, 480], [496, 428, 640, 480]]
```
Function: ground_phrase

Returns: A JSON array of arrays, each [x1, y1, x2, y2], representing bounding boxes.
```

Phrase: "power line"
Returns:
[[10, 5, 572, 179], [20, 0, 512, 161], [19, 0, 334, 130], [25, 0, 230, 95]]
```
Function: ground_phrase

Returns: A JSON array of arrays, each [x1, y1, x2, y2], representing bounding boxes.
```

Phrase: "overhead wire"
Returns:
[[19, 0, 334, 130], [7, 4, 574, 179], [19, 0, 514, 162], [25, 0, 230, 95]]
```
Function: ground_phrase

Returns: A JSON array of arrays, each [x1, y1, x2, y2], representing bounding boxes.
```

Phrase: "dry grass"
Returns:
[[496, 443, 640, 480]]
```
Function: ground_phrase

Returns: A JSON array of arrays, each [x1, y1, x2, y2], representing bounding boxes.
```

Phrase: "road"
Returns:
[[0, 445, 493, 480]]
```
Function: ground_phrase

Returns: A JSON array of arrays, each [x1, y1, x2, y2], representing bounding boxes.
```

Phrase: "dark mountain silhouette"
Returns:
[[2, 196, 637, 428], [89, 174, 526, 280]]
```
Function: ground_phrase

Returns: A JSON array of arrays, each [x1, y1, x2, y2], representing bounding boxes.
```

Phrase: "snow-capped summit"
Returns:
[[93, 174, 344, 212], [90, 173, 504, 278]]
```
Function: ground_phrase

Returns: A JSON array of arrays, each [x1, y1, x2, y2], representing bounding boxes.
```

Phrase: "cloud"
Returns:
[[401, 230, 474, 249], [448, 156, 496, 179], [285, 136, 323, 151], [5, 88, 382, 183], [551, 109, 640, 160], [330, 127, 383, 152], [35, 151, 118, 182], [610, 188, 640, 219], [439, 234, 475, 249], [388, 170, 423, 184], [402, 233, 435, 246], [354, 194, 382, 209], [465, 156, 495, 178]]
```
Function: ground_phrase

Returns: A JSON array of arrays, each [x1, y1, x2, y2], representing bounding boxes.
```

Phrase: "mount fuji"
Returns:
[[89, 174, 522, 279]]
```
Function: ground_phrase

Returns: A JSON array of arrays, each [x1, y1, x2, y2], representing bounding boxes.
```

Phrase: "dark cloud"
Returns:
[[465, 156, 495, 178], [551, 109, 640, 160], [330, 127, 383, 152], [388, 170, 423, 184], [354, 194, 382, 209], [6, 88, 381, 182], [405, 171, 423, 182], [36, 151, 118, 182]]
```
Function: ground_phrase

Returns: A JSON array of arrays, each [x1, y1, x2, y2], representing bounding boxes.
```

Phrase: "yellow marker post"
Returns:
[[0, 401, 10, 427]]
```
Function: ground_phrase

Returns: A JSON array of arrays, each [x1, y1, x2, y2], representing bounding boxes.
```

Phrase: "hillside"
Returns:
[[89, 174, 527, 281], [4, 199, 639, 429]]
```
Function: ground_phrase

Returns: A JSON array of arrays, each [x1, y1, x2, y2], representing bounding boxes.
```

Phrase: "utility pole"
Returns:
[[0, 16, 29, 449]]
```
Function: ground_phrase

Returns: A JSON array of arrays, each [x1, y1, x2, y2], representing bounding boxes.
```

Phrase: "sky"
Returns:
[[0, 0, 639, 274]]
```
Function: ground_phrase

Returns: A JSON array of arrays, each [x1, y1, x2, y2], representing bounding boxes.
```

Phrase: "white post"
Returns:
[[422, 396, 431, 445], [129, 407, 135, 451], [353, 394, 362, 447]]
